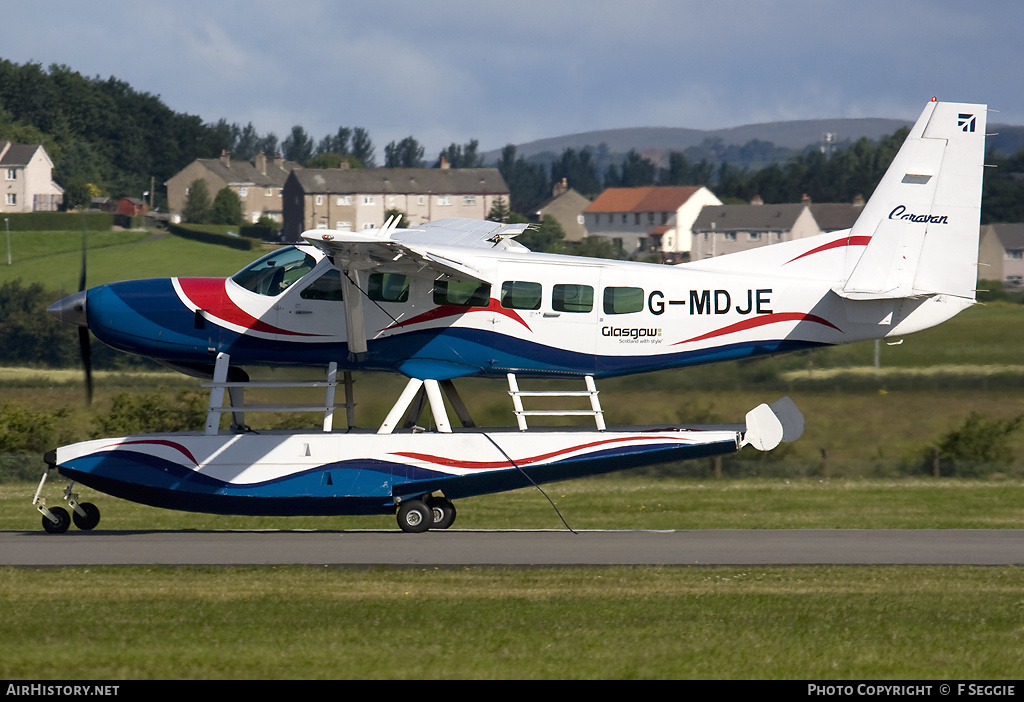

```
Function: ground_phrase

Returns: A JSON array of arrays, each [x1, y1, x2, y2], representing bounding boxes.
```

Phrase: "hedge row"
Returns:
[[167, 223, 260, 250], [1, 212, 113, 231]]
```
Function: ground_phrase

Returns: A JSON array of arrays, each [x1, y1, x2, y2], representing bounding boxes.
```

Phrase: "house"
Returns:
[[533, 179, 591, 242], [978, 223, 1024, 286], [582, 185, 722, 260], [0, 141, 63, 213], [690, 199, 865, 260], [691, 203, 818, 259], [116, 197, 148, 217], [165, 151, 300, 224], [282, 165, 510, 241], [808, 201, 864, 234]]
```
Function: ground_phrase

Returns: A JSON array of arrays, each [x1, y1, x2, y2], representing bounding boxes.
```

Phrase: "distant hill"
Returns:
[[485, 118, 1024, 167]]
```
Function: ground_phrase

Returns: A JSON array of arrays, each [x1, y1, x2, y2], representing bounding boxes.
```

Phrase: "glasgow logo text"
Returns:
[[602, 327, 662, 339]]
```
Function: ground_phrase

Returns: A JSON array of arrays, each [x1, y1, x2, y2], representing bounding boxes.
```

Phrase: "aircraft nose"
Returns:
[[47, 290, 89, 328]]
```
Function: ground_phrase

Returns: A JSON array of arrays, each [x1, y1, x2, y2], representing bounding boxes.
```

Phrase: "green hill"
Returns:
[[0, 229, 268, 291]]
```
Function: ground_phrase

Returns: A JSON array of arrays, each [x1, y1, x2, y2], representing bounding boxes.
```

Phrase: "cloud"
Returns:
[[1, 0, 1021, 159]]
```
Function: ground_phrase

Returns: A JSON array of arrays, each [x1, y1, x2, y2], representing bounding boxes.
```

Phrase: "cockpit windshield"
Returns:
[[231, 246, 318, 296]]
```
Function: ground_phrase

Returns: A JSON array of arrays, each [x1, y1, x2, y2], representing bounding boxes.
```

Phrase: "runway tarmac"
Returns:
[[2, 529, 1023, 566]]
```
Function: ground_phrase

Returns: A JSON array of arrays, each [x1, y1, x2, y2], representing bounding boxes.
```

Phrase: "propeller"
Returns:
[[46, 221, 95, 404], [77, 222, 93, 404]]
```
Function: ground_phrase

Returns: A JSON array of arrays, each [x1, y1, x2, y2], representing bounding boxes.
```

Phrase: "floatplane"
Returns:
[[38, 99, 986, 532]]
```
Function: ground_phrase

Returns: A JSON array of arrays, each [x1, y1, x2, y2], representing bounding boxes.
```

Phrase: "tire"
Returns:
[[426, 496, 456, 529], [72, 502, 100, 530], [42, 507, 70, 534], [397, 500, 434, 533]]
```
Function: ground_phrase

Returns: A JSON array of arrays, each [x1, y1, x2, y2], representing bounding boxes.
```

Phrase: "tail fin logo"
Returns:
[[958, 113, 976, 132], [889, 205, 949, 224]]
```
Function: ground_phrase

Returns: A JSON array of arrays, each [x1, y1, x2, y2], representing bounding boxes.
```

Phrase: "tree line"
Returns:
[[1, 59, 1022, 222]]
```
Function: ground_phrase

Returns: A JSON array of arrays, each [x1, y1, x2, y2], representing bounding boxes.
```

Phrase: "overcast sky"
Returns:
[[3, 0, 1022, 159]]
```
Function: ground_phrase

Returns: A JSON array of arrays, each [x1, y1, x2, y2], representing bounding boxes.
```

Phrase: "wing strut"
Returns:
[[340, 268, 368, 358]]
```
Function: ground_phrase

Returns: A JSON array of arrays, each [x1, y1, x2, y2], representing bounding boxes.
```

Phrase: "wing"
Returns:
[[300, 216, 532, 358], [301, 216, 532, 283]]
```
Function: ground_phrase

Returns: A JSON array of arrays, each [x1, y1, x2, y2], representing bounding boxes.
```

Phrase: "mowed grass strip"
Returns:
[[0, 565, 1020, 679], [5, 478, 1024, 531]]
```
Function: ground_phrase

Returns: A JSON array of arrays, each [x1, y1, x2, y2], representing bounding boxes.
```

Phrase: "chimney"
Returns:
[[553, 178, 568, 197], [750, 195, 763, 206], [852, 194, 865, 206], [439, 156, 450, 170], [801, 193, 811, 204], [220, 149, 231, 165], [340, 158, 350, 170], [273, 153, 284, 168], [254, 152, 267, 174]]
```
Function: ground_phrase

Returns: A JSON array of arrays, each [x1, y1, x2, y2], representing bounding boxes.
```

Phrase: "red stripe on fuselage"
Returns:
[[785, 235, 871, 264], [382, 298, 531, 332], [101, 439, 200, 466], [674, 312, 841, 345], [176, 277, 322, 336]]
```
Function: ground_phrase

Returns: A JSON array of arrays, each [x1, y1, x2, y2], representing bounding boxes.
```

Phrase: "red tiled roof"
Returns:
[[584, 186, 702, 213]]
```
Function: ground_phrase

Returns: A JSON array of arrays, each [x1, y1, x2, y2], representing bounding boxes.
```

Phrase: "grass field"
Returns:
[[7, 476, 1024, 532], [0, 229, 265, 291], [4, 476, 1024, 680], [1, 565, 1022, 679]]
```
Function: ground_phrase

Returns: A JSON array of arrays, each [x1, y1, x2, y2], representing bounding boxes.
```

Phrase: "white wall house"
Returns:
[[165, 151, 300, 224], [690, 201, 863, 260], [582, 186, 722, 261], [0, 142, 63, 213], [282, 165, 509, 241]]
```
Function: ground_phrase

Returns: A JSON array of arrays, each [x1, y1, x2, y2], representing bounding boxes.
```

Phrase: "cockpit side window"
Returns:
[[231, 246, 317, 296]]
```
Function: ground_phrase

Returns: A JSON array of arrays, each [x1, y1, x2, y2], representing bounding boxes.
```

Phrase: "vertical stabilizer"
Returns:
[[839, 99, 987, 300]]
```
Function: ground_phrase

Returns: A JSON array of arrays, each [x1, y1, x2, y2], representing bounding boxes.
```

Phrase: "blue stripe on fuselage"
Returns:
[[85, 279, 825, 378]]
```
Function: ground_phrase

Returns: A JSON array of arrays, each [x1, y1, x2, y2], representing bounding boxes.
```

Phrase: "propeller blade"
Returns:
[[79, 220, 91, 403], [79, 326, 93, 405], [79, 225, 87, 292]]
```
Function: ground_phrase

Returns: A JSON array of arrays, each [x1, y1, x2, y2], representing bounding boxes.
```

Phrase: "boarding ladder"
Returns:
[[506, 373, 605, 431], [202, 352, 355, 435]]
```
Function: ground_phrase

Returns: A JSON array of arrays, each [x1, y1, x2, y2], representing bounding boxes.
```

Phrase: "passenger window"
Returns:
[[433, 279, 491, 307], [300, 269, 344, 301], [603, 286, 644, 314], [368, 273, 409, 302], [552, 284, 594, 313], [500, 281, 541, 310]]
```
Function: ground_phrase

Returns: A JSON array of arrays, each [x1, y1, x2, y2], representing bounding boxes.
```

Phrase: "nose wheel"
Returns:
[[33, 468, 101, 533], [71, 501, 101, 530], [41, 506, 70, 534]]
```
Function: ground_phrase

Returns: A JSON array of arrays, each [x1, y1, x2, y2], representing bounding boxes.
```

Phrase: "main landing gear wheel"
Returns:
[[397, 499, 434, 533], [72, 502, 100, 530], [426, 496, 456, 529], [42, 507, 70, 534]]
